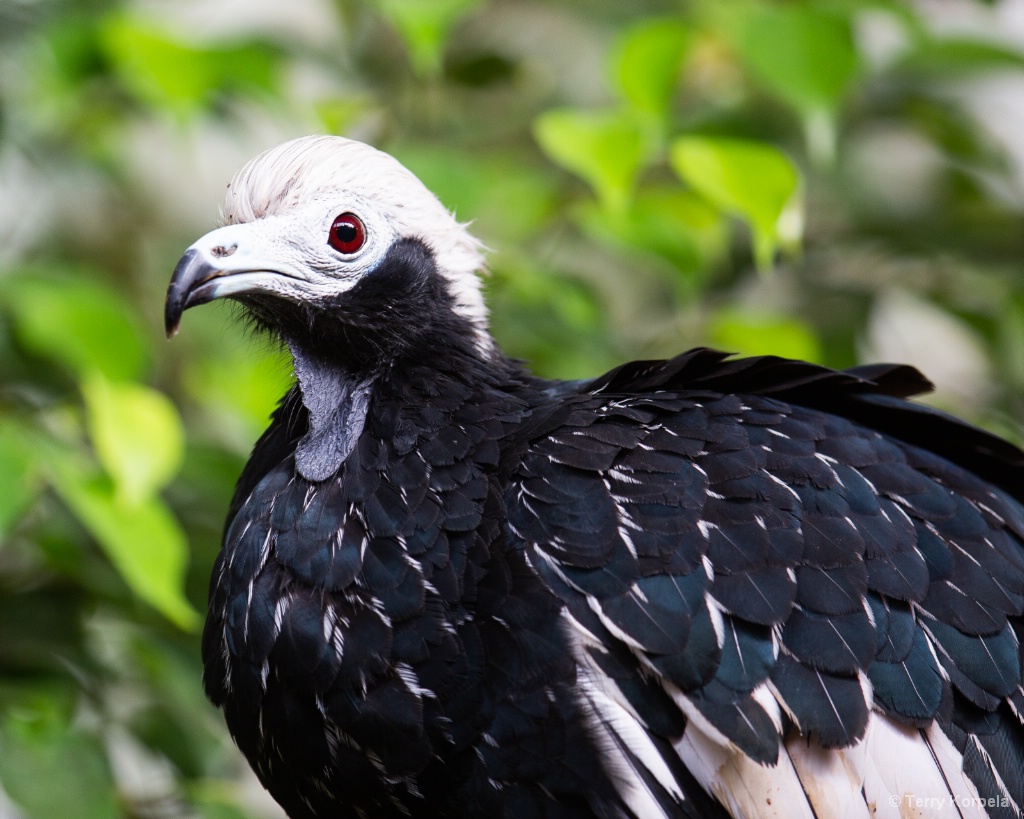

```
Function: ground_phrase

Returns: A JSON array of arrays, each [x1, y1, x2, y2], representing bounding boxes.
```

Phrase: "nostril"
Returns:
[[211, 244, 238, 258]]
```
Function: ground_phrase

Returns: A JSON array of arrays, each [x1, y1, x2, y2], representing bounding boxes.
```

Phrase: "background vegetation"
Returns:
[[2, 0, 1024, 815]]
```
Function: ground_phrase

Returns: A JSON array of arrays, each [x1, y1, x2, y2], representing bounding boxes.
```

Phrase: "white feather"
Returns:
[[674, 710, 990, 819], [786, 729, 871, 819], [567, 619, 684, 818], [859, 716, 987, 819], [674, 721, 816, 819], [577, 668, 683, 819]]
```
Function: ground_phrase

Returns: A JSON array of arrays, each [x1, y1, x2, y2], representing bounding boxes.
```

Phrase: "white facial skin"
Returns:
[[170, 135, 492, 349], [190, 196, 401, 305]]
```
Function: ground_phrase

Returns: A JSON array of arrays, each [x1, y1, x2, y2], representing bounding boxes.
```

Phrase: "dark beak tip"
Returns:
[[164, 290, 184, 339], [165, 248, 202, 339]]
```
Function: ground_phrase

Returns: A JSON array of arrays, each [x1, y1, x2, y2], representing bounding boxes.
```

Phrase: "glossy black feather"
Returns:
[[200, 240, 1024, 817]]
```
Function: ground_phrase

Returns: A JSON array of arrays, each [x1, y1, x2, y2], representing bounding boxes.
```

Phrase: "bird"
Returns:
[[165, 135, 1024, 819]]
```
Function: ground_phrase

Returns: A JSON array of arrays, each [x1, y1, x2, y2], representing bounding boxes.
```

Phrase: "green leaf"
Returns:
[[194, 800, 254, 819], [670, 136, 801, 270], [709, 308, 822, 362], [179, 306, 293, 449], [0, 420, 40, 539], [395, 146, 557, 241], [1, 269, 149, 381], [188, 780, 256, 819], [1000, 297, 1024, 390], [82, 374, 185, 506], [732, 5, 860, 117], [0, 694, 119, 819], [613, 18, 690, 122], [101, 16, 278, 112], [314, 97, 372, 136], [50, 460, 198, 630], [898, 36, 1024, 75], [534, 109, 647, 214], [370, 0, 481, 76], [487, 259, 614, 380], [574, 186, 726, 278]]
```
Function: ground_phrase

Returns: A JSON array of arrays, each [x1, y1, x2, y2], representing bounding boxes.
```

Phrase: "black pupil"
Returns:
[[335, 222, 357, 243]]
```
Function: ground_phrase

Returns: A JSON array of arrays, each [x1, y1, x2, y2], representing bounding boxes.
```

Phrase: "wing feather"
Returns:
[[506, 351, 1024, 816]]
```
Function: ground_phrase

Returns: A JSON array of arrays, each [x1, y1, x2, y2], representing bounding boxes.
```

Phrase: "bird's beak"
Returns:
[[165, 248, 220, 338], [165, 223, 300, 338]]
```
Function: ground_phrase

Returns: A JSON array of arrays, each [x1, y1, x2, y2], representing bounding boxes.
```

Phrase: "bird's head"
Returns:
[[165, 136, 491, 368]]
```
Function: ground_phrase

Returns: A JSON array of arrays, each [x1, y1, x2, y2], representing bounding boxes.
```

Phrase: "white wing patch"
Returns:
[[562, 599, 992, 819], [860, 717, 987, 819], [675, 721, 815, 819]]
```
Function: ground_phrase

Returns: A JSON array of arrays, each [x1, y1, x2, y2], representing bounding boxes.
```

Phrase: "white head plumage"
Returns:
[[221, 135, 490, 343]]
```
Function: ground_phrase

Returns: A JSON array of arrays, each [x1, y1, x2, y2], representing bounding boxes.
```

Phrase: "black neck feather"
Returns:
[[240, 237, 489, 378], [237, 237, 529, 481]]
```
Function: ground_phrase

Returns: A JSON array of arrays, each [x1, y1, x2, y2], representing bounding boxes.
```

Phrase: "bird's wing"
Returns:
[[505, 349, 1024, 819]]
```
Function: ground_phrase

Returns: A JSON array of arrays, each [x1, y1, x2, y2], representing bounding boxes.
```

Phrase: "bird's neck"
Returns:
[[286, 329, 519, 483], [288, 340, 374, 482]]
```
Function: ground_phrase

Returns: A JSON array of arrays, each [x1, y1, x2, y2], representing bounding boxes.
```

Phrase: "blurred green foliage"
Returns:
[[2, 0, 1024, 815]]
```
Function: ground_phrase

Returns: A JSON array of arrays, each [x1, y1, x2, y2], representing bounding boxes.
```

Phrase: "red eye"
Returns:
[[328, 213, 365, 254]]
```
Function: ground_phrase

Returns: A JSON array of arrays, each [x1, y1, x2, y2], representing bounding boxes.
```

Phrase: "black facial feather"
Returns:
[[239, 238, 481, 375]]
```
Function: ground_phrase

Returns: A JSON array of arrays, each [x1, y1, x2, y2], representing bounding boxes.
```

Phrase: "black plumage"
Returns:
[[168, 136, 1024, 819]]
